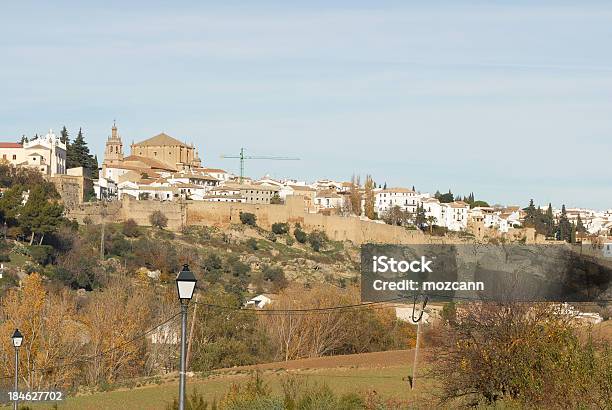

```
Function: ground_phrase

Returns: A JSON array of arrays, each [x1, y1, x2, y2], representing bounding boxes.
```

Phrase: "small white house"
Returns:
[[245, 294, 272, 309]]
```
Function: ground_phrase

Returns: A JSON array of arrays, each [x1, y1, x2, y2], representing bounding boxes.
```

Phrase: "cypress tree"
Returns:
[[60, 126, 69, 144], [545, 203, 555, 237], [576, 214, 586, 233]]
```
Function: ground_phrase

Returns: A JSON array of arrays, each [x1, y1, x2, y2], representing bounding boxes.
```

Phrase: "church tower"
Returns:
[[104, 121, 124, 165]]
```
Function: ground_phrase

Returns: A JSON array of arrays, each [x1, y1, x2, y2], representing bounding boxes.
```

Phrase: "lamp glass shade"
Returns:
[[176, 264, 197, 300], [12, 329, 23, 348]]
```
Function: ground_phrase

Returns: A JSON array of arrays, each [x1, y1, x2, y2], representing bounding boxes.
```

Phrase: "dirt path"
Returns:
[[215, 349, 419, 373]]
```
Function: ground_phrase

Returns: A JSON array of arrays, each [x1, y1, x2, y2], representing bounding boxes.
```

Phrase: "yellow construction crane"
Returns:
[[220, 147, 300, 183]]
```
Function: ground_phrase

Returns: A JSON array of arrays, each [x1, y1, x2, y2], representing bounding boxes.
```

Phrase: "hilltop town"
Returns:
[[1, 124, 611, 245]]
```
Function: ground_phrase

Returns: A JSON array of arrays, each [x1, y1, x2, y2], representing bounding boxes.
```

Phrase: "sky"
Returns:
[[1, 1, 611, 209]]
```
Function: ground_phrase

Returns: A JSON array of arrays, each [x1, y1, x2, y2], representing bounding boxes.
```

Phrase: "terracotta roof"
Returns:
[[378, 187, 415, 194], [316, 190, 341, 199], [0, 142, 22, 148], [133, 133, 189, 147], [202, 168, 227, 173], [447, 201, 469, 208], [289, 185, 316, 191]]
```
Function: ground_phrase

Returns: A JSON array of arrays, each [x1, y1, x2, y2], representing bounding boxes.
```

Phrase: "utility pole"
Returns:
[[411, 320, 421, 390]]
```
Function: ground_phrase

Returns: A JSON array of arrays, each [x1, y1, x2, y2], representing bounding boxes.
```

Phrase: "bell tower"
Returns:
[[104, 121, 124, 165]]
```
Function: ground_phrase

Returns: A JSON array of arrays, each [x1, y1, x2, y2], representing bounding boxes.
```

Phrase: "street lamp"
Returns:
[[12, 329, 23, 410], [175, 264, 197, 410]]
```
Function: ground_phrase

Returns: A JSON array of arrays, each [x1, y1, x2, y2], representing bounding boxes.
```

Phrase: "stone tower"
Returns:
[[104, 121, 124, 165]]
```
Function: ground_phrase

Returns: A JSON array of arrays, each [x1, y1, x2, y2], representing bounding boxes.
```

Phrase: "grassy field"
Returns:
[[8, 350, 436, 410]]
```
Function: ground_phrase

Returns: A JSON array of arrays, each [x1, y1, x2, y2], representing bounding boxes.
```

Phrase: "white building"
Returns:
[[202, 185, 243, 202], [94, 177, 118, 200], [442, 201, 469, 231], [0, 130, 67, 175], [202, 168, 232, 182], [375, 187, 418, 215], [314, 189, 344, 210]]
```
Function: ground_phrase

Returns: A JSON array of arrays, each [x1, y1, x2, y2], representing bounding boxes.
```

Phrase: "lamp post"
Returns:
[[11, 329, 23, 410], [175, 264, 197, 410]]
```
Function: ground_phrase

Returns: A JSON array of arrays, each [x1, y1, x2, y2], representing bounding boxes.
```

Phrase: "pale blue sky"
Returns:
[[1, 1, 611, 209]]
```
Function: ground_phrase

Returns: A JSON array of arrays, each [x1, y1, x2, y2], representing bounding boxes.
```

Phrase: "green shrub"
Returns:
[[266, 232, 277, 242], [294, 227, 307, 244], [307, 230, 328, 252], [165, 390, 216, 410], [201, 254, 223, 272], [109, 235, 131, 257], [246, 238, 258, 250], [230, 259, 250, 278], [240, 212, 257, 226], [271, 222, 289, 235], [0, 253, 10, 262], [28, 245, 54, 265], [285, 235, 295, 246], [262, 264, 287, 290]]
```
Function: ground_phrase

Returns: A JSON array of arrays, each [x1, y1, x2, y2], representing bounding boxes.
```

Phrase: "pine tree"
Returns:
[[556, 205, 572, 242], [383, 182, 387, 190], [66, 127, 97, 178], [20, 135, 27, 144], [523, 199, 538, 227], [19, 185, 64, 244]]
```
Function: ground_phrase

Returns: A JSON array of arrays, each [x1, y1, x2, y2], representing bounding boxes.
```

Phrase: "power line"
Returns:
[[193, 294, 612, 316]]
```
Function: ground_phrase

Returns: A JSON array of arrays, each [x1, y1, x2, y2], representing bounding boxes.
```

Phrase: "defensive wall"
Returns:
[[67, 196, 427, 245]]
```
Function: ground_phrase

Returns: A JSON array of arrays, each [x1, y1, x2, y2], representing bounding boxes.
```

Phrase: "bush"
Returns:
[[240, 212, 257, 227], [294, 227, 307, 244], [149, 210, 168, 229], [108, 235, 131, 257], [262, 264, 287, 290], [285, 236, 295, 246], [271, 222, 289, 235], [246, 238, 258, 251], [0, 253, 10, 262], [201, 254, 223, 273], [266, 232, 277, 242], [165, 390, 215, 410], [307, 230, 328, 252], [28, 245, 54, 265], [230, 259, 250, 278], [122, 219, 140, 237], [431, 303, 612, 408]]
